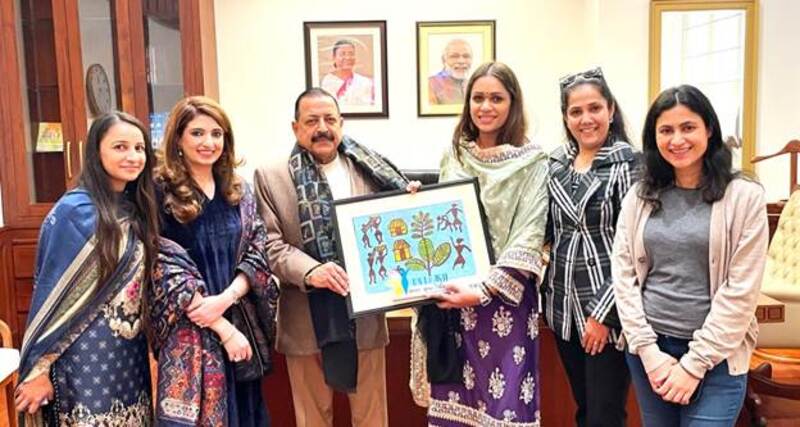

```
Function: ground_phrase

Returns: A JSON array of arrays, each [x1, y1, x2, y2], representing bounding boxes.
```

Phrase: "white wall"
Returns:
[[215, 0, 589, 180], [215, 0, 799, 201], [586, 0, 650, 148], [755, 0, 800, 201]]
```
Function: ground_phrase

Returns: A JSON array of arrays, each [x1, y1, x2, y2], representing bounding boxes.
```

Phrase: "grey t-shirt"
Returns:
[[642, 187, 712, 339]]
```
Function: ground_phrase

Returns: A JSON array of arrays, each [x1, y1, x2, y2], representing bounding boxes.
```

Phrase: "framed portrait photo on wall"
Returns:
[[304, 20, 388, 118], [416, 20, 495, 117], [332, 178, 495, 318]]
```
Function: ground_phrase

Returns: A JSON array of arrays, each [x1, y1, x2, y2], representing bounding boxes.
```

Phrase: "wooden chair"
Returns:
[[0, 319, 17, 427], [746, 362, 800, 426], [0, 320, 10, 348], [751, 140, 800, 195], [757, 189, 800, 348]]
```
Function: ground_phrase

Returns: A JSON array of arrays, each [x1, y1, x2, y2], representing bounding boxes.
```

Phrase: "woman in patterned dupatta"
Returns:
[[15, 112, 160, 426], [156, 96, 276, 426], [149, 237, 230, 426], [413, 62, 549, 426]]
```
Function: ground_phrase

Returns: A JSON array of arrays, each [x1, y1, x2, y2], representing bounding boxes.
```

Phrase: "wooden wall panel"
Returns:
[[11, 243, 35, 279], [261, 317, 643, 426], [178, 0, 217, 99], [0, 229, 38, 346], [0, 229, 12, 347]]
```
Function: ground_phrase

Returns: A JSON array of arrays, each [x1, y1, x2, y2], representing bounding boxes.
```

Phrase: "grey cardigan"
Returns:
[[612, 178, 768, 378]]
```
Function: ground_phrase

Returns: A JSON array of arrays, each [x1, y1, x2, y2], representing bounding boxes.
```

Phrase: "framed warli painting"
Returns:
[[332, 178, 494, 317]]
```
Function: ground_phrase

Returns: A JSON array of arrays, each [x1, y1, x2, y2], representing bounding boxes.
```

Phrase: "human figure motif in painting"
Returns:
[[361, 222, 372, 248], [437, 214, 453, 232], [450, 236, 472, 269], [376, 245, 388, 280], [367, 248, 377, 285], [396, 266, 410, 294], [372, 217, 384, 244], [447, 203, 464, 232]]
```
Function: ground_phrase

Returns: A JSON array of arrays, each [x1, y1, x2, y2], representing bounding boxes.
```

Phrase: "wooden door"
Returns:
[[0, 0, 85, 227]]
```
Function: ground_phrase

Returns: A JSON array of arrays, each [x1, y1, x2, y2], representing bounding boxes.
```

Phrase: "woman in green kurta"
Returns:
[[414, 62, 549, 426]]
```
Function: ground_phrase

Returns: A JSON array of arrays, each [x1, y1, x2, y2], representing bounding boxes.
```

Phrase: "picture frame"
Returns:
[[304, 21, 388, 118], [332, 178, 495, 318], [416, 20, 496, 117]]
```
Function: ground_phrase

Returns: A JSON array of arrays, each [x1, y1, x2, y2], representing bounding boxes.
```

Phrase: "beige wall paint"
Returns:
[[215, 0, 799, 202]]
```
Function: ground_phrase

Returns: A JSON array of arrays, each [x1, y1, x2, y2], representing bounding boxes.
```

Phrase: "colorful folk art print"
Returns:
[[334, 178, 492, 317], [352, 200, 477, 299]]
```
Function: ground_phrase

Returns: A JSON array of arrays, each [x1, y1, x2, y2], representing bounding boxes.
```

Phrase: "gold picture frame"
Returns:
[[649, 0, 758, 173], [416, 20, 495, 117]]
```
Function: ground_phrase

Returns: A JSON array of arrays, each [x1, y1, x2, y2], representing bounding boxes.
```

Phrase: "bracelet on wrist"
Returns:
[[221, 327, 236, 344]]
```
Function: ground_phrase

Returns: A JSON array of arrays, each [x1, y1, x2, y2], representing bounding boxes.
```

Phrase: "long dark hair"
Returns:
[[155, 96, 243, 223], [638, 84, 736, 210], [80, 111, 159, 282], [452, 62, 527, 161], [559, 71, 630, 147]]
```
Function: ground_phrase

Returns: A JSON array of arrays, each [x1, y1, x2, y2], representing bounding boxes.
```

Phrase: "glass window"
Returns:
[[16, 0, 66, 203], [143, 3, 183, 147]]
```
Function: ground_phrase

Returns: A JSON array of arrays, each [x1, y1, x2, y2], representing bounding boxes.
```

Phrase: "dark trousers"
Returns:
[[555, 332, 630, 427]]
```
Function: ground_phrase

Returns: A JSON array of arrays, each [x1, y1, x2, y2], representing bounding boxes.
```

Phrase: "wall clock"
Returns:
[[86, 63, 112, 117]]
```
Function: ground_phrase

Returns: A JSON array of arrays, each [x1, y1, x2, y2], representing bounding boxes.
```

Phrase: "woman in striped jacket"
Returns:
[[544, 67, 640, 427]]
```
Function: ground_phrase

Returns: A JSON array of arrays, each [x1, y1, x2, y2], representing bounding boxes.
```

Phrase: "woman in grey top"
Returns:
[[612, 85, 768, 426]]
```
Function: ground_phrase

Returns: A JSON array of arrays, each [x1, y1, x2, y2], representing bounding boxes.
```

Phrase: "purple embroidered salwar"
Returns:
[[420, 141, 550, 427], [428, 283, 541, 426]]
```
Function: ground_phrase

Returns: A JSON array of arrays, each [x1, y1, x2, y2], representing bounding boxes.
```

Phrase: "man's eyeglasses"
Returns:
[[559, 67, 605, 90]]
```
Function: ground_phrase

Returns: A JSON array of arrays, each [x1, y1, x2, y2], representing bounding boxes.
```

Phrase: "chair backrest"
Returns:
[[749, 363, 800, 400], [401, 169, 439, 186], [764, 190, 800, 291], [0, 319, 11, 349], [746, 362, 800, 426], [0, 319, 16, 427]]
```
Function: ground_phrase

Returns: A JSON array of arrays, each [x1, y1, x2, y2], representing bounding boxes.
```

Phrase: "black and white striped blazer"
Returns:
[[544, 140, 640, 342]]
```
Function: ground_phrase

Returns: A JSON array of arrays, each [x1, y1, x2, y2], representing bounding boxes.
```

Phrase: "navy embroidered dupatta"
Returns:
[[18, 190, 146, 426]]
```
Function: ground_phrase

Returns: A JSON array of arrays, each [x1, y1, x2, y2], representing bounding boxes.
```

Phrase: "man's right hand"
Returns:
[[305, 262, 349, 296]]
